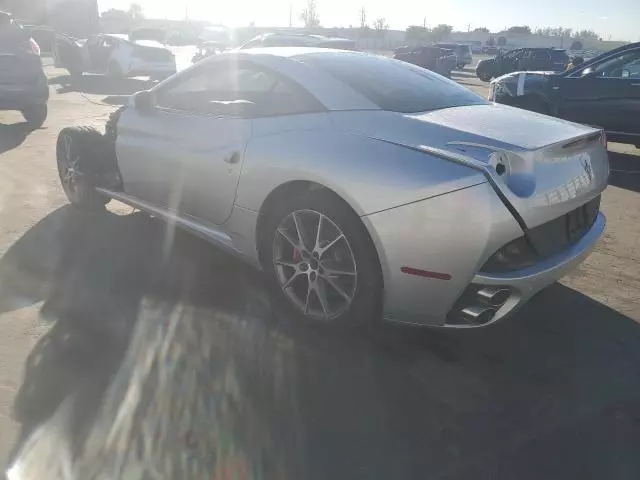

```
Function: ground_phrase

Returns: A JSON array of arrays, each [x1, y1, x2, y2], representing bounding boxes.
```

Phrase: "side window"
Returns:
[[155, 61, 323, 117], [593, 50, 640, 78]]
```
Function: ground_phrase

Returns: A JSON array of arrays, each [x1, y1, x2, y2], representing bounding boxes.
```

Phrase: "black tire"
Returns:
[[260, 189, 383, 330], [56, 127, 110, 210], [21, 104, 47, 128], [477, 70, 492, 82]]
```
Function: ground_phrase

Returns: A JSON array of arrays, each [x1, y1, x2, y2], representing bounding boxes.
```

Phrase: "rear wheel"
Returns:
[[56, 127, 110, 210], [21, 104, 47, 128], [260, 189, 382, 329]]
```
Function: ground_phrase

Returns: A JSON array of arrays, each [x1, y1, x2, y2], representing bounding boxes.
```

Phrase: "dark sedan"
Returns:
[[489, 42, 640, 146], [393, 46, 457, 78]]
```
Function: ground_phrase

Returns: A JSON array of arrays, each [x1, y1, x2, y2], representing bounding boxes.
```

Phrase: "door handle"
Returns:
[[631, 83, 640, 87], [223, 152, 240, 165]]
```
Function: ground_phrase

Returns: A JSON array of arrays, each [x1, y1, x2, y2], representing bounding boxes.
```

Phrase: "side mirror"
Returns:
[[133, 90, 154, 114]]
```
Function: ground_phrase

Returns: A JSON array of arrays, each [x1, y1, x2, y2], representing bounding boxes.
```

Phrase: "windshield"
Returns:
[[297, 53, 487, 113]]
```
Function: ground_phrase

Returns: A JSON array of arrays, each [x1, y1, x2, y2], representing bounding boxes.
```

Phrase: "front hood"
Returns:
[[476, 58, 495, 69], [332, 105, 609, 228]]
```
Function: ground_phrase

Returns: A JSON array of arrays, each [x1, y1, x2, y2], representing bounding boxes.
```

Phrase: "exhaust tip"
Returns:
[[477, 287, 512, 307], [461, 306, 496, 326]]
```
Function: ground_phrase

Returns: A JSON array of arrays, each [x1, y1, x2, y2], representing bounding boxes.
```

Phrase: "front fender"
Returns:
[[235, 123, 486, 217]]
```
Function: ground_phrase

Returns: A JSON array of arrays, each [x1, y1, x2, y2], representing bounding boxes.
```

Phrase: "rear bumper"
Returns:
[[453, 211, 606, 327], [0, 78, 48, 110]]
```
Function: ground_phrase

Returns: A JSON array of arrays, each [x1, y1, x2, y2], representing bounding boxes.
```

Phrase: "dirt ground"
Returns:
[[0, 62, 639, 479]]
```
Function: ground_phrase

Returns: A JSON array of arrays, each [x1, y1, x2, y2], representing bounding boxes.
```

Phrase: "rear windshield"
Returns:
[[297, 53, 487, 113]]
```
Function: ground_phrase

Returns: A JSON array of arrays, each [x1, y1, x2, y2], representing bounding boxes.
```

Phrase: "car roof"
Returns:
[[234, 46, 348, 57], [194, 48, 391, 111]]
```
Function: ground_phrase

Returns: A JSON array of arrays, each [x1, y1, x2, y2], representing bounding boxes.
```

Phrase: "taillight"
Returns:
[[29, 38, 40, 56]]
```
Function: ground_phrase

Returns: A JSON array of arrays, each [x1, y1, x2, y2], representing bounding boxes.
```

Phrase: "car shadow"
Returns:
[[49, 74, 153, 96], [0, 123, 36, 156], [100, 94, 132, 106], [451, 69, 477, 79], [3, 206, 640, 479], [608, 150, 640, 193]]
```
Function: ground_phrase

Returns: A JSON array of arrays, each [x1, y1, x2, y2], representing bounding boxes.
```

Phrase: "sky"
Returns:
[[98, 0, 639, 41]]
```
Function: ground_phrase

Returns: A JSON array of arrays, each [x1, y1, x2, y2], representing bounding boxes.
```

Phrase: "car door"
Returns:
[[116, 57, 321, 225], [497, 49, 521, 75], [115, 58, 254, 225], [528, 50, 551, 71], [556, 47, 640, 136]]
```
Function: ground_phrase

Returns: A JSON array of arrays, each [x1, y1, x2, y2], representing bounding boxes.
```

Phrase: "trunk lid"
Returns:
[[332, 104, 609, 229]]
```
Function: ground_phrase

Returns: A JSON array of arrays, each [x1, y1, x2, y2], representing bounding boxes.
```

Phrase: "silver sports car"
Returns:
[[56, 48, 609, 328]]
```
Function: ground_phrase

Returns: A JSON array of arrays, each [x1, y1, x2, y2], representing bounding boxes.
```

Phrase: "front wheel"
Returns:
[[22, 104, 47, 128], [260, 189, 382, 329], [56, 127, 110, 210], [477, 70, 492, 82]]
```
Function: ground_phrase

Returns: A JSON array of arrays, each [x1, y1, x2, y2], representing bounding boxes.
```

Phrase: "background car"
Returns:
[[192, 41, 225, 64], [477, 48, 570, 81], [55, 49, 608, 329], [393, 45, 456, 77], [434, 43, 473, 69], [489, 42, 640, 146], [0, 11, 48, 127], [240, 33, 356, 50], [53, 33, 176, 79]]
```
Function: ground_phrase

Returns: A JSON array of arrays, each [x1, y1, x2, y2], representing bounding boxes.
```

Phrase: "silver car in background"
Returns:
[[55, 48, 608, 329]]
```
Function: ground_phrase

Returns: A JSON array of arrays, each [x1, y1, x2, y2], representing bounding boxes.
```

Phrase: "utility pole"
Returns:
[[423, 17, 426, 28], [184, 2, 189, 21], [289, 3, 292, 27], [467, 23, 471, 32]]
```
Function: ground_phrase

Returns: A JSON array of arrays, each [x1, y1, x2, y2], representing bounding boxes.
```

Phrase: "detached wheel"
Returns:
[[261, 189, 382, 329], [56, 127, 110, 210], [21, 104, 47, 128], [477, 70, 492, 82]]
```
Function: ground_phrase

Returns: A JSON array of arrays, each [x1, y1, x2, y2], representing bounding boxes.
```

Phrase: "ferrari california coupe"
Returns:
[[56, 48, 609, 329]]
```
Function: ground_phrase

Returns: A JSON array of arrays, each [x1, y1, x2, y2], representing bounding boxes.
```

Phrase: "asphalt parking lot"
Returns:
[[1, 59, 640, 479]]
